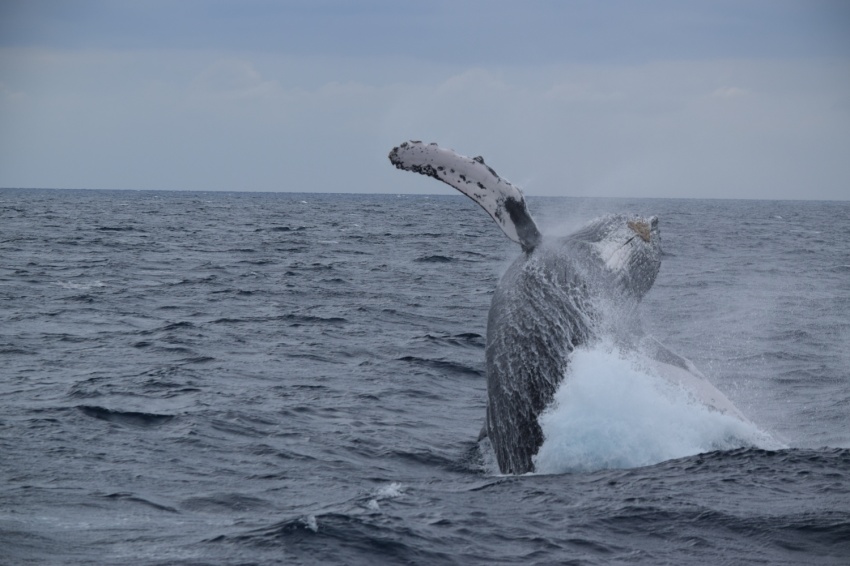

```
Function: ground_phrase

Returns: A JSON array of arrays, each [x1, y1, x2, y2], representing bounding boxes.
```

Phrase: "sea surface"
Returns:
[[2, 189, 849, 565]]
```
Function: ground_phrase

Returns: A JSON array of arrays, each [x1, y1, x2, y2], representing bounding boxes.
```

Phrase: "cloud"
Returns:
[[193, 58, 273, 96], [0, 47, 848, 199], [711, 86, 750, 99], [380, 59, 850, 199], [0, 81, 25, 101]]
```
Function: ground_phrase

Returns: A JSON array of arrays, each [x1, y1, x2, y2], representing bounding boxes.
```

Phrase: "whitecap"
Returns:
[[365, 482, 404, 511], [302, 514, 318, 533], [55, 280, 107, 291], [375, 482, 403, 498]]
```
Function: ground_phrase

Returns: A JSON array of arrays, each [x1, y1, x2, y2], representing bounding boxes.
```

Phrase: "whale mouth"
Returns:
[[627, 220, 652, 242]]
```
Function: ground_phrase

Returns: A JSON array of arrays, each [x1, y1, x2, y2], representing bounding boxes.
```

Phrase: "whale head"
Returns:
[[569, 214, 662, 300]]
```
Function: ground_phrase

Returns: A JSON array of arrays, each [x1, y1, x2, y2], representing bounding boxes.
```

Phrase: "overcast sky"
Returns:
[[1, 0, 848, 199]]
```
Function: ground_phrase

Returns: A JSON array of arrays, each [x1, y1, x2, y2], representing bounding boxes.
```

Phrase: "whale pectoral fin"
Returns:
[[639, 336, 692, 372], [389, 141, 542, 253], [639, 335, 703, 376], [639, 335, 750, 420]]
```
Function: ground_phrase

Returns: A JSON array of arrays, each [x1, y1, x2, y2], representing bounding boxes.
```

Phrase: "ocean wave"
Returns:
[[77, 405, 175, 428]]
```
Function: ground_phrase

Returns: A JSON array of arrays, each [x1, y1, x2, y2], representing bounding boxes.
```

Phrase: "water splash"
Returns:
[[533, 342, 780, 474]]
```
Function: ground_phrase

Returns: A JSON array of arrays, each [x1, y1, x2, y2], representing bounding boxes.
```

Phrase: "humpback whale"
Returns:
[[388, 141, 749, 475]]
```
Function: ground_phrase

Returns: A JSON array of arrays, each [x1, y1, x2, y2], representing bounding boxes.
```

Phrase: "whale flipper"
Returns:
[[389, 141, 542, 252], [639, 336, 749, 421]]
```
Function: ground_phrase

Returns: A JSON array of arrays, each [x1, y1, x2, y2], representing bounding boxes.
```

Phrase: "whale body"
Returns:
[[389, 141, 749, 474]]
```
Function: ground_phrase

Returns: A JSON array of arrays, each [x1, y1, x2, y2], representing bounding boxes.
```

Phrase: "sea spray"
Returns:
[[533, 342, 776, 474]]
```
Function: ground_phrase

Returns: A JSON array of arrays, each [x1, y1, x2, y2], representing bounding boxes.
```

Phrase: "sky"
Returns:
[[1, 0, 849, 199]]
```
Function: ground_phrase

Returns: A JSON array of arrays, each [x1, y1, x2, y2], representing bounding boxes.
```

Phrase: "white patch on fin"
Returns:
[[389, 141, 541, 252]]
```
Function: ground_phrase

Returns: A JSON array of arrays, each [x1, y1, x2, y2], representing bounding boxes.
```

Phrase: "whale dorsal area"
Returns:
[[389, 141, 542, 253]]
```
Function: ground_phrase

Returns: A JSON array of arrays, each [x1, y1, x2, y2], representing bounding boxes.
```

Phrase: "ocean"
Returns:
[[2, 188, 848, 565]]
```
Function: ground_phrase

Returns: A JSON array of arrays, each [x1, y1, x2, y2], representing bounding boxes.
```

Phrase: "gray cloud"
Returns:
[[1, 2, 848, 199]]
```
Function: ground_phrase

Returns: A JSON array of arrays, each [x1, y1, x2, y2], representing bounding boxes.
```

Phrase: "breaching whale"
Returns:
[[388, 141, 751, 475]]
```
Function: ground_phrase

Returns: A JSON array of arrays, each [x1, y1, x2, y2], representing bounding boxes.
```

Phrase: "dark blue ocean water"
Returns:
[[2, 189, 849, 565]]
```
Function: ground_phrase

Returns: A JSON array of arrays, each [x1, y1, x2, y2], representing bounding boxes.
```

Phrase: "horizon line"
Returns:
[[1, 186, 847, 203]]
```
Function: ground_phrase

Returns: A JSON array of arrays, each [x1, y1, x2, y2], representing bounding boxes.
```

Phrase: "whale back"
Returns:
[[485, 244, 593, 473]]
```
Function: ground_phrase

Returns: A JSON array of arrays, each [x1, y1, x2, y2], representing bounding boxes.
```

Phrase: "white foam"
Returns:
[[533, 343, 779, 474], [477, 437, 501, 476], [366, 482, 404, 511], [55, 280, 106, 291], [375, 482, 404, 498], [302, 514, 318, 532]]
